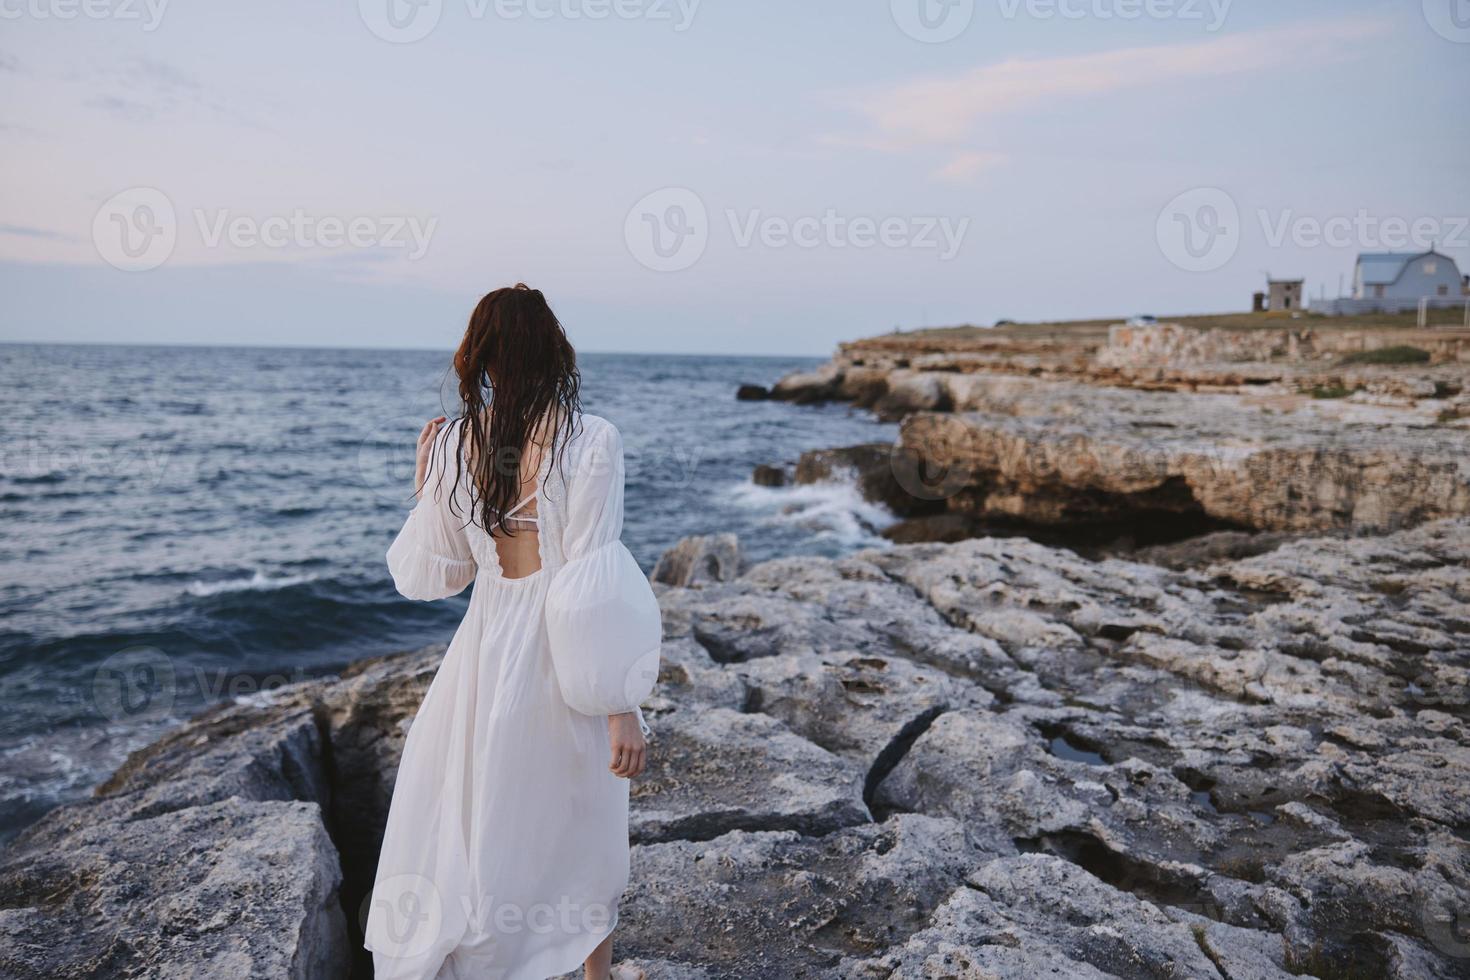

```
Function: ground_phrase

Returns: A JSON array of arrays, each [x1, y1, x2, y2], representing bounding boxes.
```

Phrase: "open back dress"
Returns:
[[365, 413, 647, 980]]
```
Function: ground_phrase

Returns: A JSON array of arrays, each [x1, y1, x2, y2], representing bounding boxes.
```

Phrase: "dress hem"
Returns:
[[363, 910, 619, 980]]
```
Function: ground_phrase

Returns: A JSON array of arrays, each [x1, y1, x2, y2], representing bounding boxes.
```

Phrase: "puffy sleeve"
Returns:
[[561, 418, 626, 560], [545, 420, 660, 724], [386, 422, 477, 601]]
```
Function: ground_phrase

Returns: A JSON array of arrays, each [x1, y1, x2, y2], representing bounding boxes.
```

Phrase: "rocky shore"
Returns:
[[763, 319, 1470, 546], [3, 516, 1468, 978], [4, 317, 1468, 979]]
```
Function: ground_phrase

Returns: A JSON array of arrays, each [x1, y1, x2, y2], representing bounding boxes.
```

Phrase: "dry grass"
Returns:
[[1339, 345, 1432, 366], [896, 309, 1467, 343]]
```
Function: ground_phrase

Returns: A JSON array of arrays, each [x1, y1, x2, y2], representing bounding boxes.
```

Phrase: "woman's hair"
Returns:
[[441, 283, 581, 535]]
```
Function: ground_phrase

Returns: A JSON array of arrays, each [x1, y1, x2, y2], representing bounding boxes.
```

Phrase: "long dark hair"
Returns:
[[442, 284, 581, 535]]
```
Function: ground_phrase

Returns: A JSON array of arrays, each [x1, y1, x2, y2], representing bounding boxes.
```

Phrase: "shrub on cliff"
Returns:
[[1339, 345, 1431, 366]]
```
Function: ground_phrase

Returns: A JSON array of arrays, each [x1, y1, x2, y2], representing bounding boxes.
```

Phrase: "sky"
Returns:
[[1, 0, 1468, 356]]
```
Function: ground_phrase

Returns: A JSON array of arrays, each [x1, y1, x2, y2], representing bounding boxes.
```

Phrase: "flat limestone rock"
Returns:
[[619, 815, 990, 978], [647, 633, 749, 711], [734, 648, 992, 763], [0, 797, 346, 980], [657, 551, 1015, 685], [631, 706, 869, 843], [845, 854, 1304, 980], [91, 694, 329, 821]]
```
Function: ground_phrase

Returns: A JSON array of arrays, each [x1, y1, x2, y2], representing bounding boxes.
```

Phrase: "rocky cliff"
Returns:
[[4, 520, 1467, 978], [768, 321, 1470, 541]]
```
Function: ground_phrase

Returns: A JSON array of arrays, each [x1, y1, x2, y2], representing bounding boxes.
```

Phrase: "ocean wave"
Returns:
[[726, 479, 895, 549], [185, 571, 320, 598]]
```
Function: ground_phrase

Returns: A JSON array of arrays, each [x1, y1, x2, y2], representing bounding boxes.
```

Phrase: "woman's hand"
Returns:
[[413, 416, 447, 498], [608, 713, 646, 778]]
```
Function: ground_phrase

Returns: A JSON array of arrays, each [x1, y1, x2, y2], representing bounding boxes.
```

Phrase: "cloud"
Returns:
[[0, 224, 74, 241], [84, 57, 267, 130], [86, 95, 158, 123], [842, 20, 1381, 150], [933, 150, 1008, 184], [85, 58, 201, 122], [125, 57, 204, 96]]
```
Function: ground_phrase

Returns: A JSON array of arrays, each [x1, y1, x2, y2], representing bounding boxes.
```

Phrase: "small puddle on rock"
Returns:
[[1048, 734, 1107, 767]]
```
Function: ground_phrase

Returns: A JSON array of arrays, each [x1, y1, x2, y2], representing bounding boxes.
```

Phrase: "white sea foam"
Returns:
[[726, 478, 896, 549], [185, 571, 318, 597]]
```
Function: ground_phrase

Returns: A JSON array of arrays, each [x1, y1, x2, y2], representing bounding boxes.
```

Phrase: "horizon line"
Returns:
[[0, 338, 830, 359]]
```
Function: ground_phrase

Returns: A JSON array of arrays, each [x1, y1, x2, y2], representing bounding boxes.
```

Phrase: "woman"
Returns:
[[365, 284, 652, 980]]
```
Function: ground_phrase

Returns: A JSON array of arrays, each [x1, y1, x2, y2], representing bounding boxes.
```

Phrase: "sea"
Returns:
[[0, 344, 897, 842]]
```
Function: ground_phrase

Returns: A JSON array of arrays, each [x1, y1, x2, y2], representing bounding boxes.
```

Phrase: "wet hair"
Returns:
[[440, 283, 581, 535]]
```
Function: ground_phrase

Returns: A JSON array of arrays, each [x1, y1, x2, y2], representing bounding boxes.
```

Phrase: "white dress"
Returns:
[[366, 414, 646, 980]]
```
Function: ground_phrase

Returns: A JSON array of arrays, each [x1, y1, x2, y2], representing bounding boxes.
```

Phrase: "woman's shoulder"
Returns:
[[570, 413, 621, 446]]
